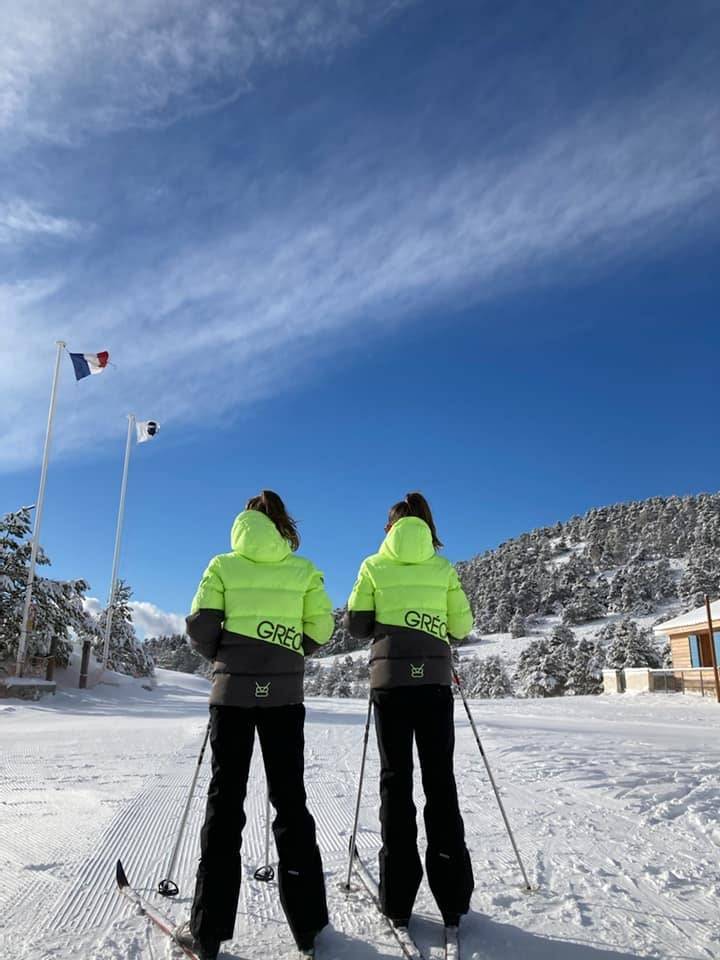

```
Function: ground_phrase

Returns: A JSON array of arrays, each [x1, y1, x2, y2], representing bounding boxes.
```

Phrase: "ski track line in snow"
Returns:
[[4, 709, 419, 960], [0, 711, 210, 956]]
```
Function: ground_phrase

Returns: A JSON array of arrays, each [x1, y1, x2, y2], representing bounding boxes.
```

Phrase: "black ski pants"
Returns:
[[371, 684, 474, 924], [190, 704, 328, 948]]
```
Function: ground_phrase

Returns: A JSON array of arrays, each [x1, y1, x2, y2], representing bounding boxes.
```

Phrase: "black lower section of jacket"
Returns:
[[344, 611, 452, 689], [186, 611, 309, 708]]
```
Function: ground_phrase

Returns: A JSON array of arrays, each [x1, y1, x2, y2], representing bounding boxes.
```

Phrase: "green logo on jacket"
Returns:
[[404, 610, 448, 639], [257, 620, 304, 652], [410, 664, 425, 679], [255, 681, 271, 698]]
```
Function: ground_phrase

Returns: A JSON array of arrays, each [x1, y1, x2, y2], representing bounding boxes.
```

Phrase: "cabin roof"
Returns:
[[655, 599, 720, 635]]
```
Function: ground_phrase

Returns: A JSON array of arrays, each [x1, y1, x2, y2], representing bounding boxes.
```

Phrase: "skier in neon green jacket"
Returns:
[[346, 492, 475, 932], [177, 491, 333, 960]]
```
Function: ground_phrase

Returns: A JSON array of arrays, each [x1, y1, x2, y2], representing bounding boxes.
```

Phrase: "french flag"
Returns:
[[69, 351, 110, 381]]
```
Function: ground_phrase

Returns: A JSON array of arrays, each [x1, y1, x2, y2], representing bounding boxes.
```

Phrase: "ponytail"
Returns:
[[245, 490, 300, 551], [387, 491, 443, 550]]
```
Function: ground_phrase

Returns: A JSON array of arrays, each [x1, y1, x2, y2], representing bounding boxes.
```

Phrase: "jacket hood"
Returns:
[[379, 516, 435, 564], [230, 510, 292, 563]]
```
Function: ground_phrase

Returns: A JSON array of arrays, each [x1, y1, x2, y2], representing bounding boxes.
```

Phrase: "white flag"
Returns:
[[136, 420, 160, 443]]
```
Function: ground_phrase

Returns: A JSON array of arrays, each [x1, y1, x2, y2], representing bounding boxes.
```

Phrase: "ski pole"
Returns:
[[158, 719, 211, 896], [343, 694, 373, 891], [452, 669, 533, 891], [253, 785, 275, 882]]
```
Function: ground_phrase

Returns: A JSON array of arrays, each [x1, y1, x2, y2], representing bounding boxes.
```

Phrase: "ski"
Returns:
[[444, 925, 460, 960], [115, 858, 201, 960], [349, 849, 426, 960]]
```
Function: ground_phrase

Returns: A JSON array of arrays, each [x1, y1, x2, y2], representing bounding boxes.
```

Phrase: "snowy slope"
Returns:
[[456, 601, 686, 673], [1, 671, 719, 959]]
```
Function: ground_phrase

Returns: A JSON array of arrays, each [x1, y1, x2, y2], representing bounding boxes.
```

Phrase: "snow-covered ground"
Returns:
[[1, 672, 719, 960]]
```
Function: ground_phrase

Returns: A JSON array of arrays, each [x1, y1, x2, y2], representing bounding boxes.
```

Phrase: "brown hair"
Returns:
[[245, 490, 300, 552], [387, 491, 443, 550]]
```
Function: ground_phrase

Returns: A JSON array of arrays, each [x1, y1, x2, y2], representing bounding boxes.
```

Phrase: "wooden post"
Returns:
[[79, 640, 92, 690], [704, 595, 720, 704], [46, 637, 57, 682]]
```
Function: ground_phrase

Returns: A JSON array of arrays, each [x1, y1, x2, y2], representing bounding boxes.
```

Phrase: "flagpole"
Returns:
[[16, 341, 66, 677], [102, 415, 135, 671]]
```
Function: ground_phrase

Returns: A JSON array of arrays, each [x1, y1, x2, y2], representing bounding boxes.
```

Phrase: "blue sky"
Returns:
[[1, 0, 719, 636]]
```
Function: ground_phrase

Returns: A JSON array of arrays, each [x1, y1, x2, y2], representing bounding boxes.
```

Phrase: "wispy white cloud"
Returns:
[[84, 596, 185, 639], [1, 85, 718, 471], [0, 0, 413, 144], [0, 200, 84, 244], [0, 3, 718, 473]]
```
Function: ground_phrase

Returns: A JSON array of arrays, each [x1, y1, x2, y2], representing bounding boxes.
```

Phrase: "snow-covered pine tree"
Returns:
[[461, 654, 513, 698], [678, 545, 720, 609], [661, 639, 672, 668], [599, 619, 662, 670], [565, 638, 604, 695], [0, 507, 97, 668], [313, 608, 370, 657], [144, 633, 209, 675], [561, 581, 605, 625], [93, 580, 154, 677], [546, 623, 577, 694], [514, 638, 564, 698], [455, 492, 720, 635], [608, 558, 677, 614], [303, 657, 321, 696], [320, 658, 350, 697], [509, 611, 526, 638], [350, 656, 370, 698], [549, 623, 575, 645], [490, 598, 515, 633]]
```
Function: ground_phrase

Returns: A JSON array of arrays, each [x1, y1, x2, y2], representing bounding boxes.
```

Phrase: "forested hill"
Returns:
[[455, 493, 720, 635]]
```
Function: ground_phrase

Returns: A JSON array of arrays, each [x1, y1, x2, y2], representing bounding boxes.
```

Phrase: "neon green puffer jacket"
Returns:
[[187, 510, 334, 706], [346, 516, 472, 688]]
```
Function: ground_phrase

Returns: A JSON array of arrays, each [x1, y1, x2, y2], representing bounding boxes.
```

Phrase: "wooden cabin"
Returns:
[[654, 600, 720, 697]]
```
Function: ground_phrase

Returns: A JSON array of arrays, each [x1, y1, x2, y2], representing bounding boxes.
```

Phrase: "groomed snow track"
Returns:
[[1, 674, 720, 959]]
